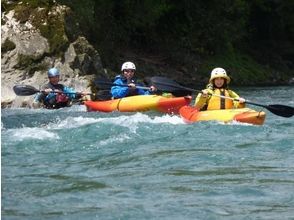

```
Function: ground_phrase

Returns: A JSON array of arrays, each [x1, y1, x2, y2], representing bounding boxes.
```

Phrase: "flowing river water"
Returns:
[[1, 86, 294, 220]]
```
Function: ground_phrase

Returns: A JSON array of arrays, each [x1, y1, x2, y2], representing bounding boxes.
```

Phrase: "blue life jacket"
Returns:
[[110, 75, 150, 99]]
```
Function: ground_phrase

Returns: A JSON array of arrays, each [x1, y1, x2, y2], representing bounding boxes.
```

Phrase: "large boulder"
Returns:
[[1, 5, 106, 108]]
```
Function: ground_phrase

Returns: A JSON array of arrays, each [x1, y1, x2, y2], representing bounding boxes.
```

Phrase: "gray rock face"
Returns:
[[1, 7, 106, 108]]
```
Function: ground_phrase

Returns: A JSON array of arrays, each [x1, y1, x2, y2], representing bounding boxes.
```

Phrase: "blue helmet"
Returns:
[[48, 68, 60, 77]]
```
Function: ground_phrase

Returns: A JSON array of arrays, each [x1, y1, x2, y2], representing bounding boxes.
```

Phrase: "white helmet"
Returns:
[[209, 67, 231, 84], [121, 61, 136, 71]]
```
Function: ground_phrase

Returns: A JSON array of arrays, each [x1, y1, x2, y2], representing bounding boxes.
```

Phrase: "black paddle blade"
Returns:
[[13, 85, 40, 96], [267, 104, 294, 118], [150, 76, 193, 96], [94, 78, 113, 90]]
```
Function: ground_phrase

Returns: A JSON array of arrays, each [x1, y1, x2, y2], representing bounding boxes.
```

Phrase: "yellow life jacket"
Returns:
[[207, 89, 233, 110]]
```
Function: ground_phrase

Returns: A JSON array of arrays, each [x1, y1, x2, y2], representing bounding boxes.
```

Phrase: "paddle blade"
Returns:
[[94, 90, 112, 101], [13, 85, 40, 96], [94, 78, 113, 90], [267, 104, 294, 118], [150, 76, 193, 96]]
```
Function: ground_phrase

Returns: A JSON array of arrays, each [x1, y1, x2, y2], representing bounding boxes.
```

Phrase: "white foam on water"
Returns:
[[46, 116, 102, 130], [151, 114, 184, 125], [99, 133, 131, 146], [44, 113, 184, 131], [226, 120, 254, 126], [8, 127, 59, 141], [103, 112, 184, 125]]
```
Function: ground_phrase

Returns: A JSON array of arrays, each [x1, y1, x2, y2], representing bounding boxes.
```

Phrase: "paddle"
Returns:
[[150, 76, 294, 118], [13, 85, 92, 96], [94, 78, 151, 90]]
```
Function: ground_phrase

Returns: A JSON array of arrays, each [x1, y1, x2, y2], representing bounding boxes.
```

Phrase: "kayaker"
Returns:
[[194, 67, 245, 110], [32, 68, 87, 109], [111, 61, 156, 98]]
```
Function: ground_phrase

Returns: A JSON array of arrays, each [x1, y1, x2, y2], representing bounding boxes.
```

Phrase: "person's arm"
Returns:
[[137, 87, 150, 95], [194, 89, 211, 109], [194, 93, 207, 109], [111, 79, 129, 98], [228, 90, 245, 108]]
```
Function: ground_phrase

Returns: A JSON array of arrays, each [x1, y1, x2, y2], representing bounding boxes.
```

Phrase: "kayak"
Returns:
[[84, 95, 192, 114], [179, 106, 266, 125]]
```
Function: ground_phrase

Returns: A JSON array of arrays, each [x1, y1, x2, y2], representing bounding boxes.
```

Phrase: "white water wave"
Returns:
[[46, 116, 102, 129], [103, 112, 184, 126], [7, 127, 59, 141], [43, 113, 184, 130]]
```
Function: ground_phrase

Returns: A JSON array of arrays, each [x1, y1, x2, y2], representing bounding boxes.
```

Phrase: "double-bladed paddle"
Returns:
[[94, 78, 151, 90], [94, 77, 192, 97], [13, 85, 92, 96], [150, 76, 294, 118], [13, 81, 151, 99]]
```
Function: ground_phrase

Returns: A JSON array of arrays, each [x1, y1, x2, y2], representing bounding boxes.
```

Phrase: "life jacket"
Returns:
[[207, 88, 233, 110], [111, 75, 149, 98], [43, 83, 70, 109], [120, 76, 139, 97]]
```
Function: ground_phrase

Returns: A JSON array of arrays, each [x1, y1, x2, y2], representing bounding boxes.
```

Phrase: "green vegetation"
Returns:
[[199, 52, 269, 85], [12, 0, 68, 55], [3, 0, 293, 85], [16, 54, 48, 76], [90, 0, 293, 84]]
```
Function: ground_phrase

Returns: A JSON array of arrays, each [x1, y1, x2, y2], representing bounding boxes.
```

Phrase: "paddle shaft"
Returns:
[[97, 81, 151, 90], [150, 77, 294, 117], [13, 85, 92, 96], [150, 81, 243, 102]]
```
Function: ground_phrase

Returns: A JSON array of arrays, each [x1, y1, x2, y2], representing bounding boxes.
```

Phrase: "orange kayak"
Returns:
[[84, 95, 192, 114], [179, 106, 266, 125]]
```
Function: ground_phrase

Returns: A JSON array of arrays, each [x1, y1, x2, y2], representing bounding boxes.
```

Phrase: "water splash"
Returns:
[[8, 127, 59, 141]]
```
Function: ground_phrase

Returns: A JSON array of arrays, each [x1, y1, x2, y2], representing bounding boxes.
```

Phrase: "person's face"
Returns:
[[49, 75, 60, 85], [123, 69, 135, 80], [214, 77, 225, 88]]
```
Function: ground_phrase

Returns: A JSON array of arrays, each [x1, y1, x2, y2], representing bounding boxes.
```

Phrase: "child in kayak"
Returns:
[[195, 67, 245, 110], [33, 68, 87, 109], [111, 61, 156, 98]]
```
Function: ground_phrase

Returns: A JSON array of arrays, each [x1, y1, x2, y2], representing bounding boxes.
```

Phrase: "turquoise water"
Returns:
[[2, 86, 294, 220]]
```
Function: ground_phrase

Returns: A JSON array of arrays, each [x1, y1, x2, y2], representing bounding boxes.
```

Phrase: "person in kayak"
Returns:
[[194, 67, 245, 110], [111, 61, 156, 98], [32, 68, 86, 109]]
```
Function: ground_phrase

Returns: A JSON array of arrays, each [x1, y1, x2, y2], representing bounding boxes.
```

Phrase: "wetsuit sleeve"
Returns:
[[194, 93, 207, 109], [228, 90, 245, 108], [111, 79, 129, 98], [194, 89, 211, 109]]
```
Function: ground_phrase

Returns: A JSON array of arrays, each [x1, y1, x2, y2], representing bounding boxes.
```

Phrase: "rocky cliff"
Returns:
[[1, 3, 106, 107]]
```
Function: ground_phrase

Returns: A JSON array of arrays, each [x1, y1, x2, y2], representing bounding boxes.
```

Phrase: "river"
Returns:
[[1, 86, 294, 220]]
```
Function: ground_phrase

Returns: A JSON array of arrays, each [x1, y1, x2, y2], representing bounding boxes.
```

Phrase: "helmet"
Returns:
[[48, 68, 60, 77], [121, 62, 136, 71], [209, 67, 230, 84]]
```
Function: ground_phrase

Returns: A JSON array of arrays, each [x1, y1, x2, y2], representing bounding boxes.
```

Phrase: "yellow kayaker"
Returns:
[[195, 67, 245, 110]]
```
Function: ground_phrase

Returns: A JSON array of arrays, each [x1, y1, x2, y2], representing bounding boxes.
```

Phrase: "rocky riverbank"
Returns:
[[2, 1, 293, 108], [1, 4, 106, 108]]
